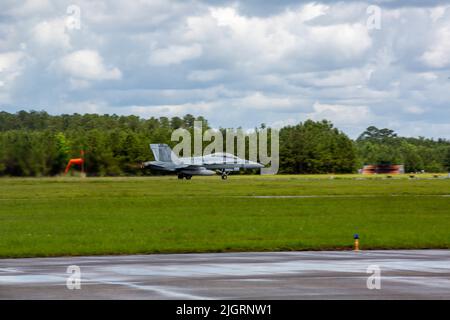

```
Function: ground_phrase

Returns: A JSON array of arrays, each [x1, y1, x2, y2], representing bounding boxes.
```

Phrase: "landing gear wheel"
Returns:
[[221, 174, 228, 180], [185, 175, 192, 180], [178, 174, 184, 179]]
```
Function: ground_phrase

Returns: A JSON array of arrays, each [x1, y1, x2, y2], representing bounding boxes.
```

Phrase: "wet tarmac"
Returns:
[[1, 250, 449, 299]]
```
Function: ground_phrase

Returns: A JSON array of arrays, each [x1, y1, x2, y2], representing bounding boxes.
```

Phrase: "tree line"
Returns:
[[0, 110, 449, 176]]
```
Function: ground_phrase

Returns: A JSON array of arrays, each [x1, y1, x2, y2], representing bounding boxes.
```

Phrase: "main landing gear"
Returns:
[[178, 173, 192, 180], [220, 170, 229, 180]]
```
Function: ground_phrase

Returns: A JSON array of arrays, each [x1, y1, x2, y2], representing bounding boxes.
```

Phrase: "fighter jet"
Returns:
[[142, 144, 264, 180]]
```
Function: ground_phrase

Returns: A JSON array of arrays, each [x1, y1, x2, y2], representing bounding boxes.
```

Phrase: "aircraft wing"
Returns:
[[174, 164, 215, 176], [143, 161, 207, 172], [174, 164, 204, 170]]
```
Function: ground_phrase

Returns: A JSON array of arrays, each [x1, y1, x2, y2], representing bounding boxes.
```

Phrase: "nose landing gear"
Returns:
[[220, 169, 229, 180]]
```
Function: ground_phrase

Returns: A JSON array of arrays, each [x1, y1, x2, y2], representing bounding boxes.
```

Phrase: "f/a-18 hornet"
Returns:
[[142, 144, 264, 180]]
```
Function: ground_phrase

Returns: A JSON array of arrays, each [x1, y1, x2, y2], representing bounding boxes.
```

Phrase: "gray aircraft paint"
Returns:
[[143, 144, 264, 179]]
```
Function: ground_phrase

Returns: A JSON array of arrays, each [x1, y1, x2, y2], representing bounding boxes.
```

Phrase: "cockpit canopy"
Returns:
[[208, 152, 239, 160]]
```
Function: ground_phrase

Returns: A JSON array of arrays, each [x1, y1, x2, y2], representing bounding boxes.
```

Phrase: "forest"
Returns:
[[0, 110, 449, 176]]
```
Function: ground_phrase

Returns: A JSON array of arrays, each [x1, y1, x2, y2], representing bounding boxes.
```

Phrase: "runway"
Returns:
[[1, 250, 449, 299]]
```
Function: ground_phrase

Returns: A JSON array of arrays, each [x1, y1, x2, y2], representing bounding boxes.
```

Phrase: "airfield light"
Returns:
[[353, 234, 360, 251]]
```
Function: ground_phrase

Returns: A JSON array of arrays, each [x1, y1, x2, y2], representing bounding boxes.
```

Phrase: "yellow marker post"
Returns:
[[353, 234, 360, 251]]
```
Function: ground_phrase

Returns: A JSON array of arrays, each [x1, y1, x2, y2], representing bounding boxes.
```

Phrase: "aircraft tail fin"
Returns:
[[150, 144, 179, 163]]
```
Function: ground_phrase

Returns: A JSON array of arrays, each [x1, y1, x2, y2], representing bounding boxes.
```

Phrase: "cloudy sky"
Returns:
[[1, 0, 450, 138]]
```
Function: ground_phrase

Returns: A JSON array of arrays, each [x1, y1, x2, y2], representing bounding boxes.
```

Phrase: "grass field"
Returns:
[[0, 174, 449, 258]]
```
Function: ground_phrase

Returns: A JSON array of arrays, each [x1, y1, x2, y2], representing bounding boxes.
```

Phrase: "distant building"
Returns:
[[362, 164, 405, 174]]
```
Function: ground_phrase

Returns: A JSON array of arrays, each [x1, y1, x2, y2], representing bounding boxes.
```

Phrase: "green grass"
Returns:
[[0, 174, 449, 258]]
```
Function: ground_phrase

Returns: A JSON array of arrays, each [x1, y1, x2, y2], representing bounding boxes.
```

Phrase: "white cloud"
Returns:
[[237, 92, 296, 110], [59, 50, 122, 81], [429, 6, 448, 23], [307, 23, 372, 60], [0, 51, 26, 103], [0, 51, 25, 87], [403, 105, 426, 115], [62, 100, 105, 114], [68, 78, 91, 90], [8, 0, 52, 16], [31, 18, 71, 50], [389, 121, 450, 139], [270, 118, 298, 129], [149, 44, 202, 65], [0, 51, 24, 73], [297, 3, 329, 22], [418, 72, 438, 81], [2, 0, 450, 138], [128, 102, 214, 118], [307, 102, 374, 126], [187, 69, 225, 82], [421, 26, 450, 68], [289, 68, 370, 87], [184, 5, 371, 71]]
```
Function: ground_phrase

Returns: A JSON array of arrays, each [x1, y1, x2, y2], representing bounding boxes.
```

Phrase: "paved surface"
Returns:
[[1, 250, 449, 299]]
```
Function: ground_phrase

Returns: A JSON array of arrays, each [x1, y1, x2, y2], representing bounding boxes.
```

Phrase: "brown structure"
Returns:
[[362, 164, 405, 175]]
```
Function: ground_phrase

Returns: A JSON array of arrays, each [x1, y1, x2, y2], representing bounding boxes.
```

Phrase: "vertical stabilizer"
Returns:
[[150, 144, 179, 163]]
